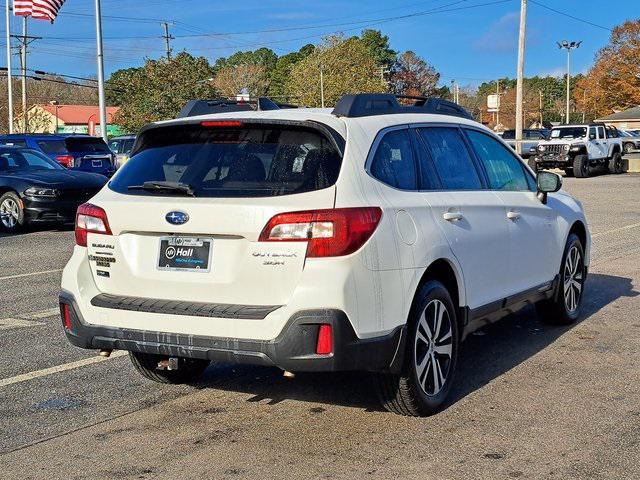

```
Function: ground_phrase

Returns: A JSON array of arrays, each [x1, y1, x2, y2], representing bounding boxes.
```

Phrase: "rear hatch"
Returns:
[[84, 120, 344, 307], [65, 137, 114, 175]]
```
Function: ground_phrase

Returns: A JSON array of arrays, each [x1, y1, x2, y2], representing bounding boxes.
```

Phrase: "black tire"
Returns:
[[0, 191, 26, 233], [527, 157, 538, 173], [373, 280, 459, 416], [573, 155, 590, 178], [129, 351, 210, 384], [608, 151, 624, 174], [564, 168, 574, 177], [536, 233, 586, 325]]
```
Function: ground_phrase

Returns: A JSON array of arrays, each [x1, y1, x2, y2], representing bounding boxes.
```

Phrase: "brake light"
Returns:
[[75, 203, 112, 246], [56, 155, 75, 168], [62, 304, 72, 331], [259, 207, 382, 257], [316, 324, 333, 355], [200, 120, 243, 128]]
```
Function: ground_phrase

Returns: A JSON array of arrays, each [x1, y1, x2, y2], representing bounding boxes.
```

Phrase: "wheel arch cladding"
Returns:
[[413, 258, 463, 325], [569, 220, 587, 250]]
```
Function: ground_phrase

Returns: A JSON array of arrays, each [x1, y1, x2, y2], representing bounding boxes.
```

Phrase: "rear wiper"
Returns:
[[128, 181, 195, 196]]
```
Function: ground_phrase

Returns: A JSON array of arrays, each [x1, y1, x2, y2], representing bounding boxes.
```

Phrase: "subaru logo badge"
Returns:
[[166, 211, 189, 225]]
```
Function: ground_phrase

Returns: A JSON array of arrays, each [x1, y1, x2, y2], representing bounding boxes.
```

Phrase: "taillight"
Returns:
[[259, 207, 382, 257], [56, 155, 75, 168], [62, 304, 72, 330], [75, 203, 112, 246], [316, 324, 333, 355]]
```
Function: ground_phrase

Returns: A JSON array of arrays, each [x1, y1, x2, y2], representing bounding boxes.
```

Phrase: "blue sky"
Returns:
[[2, 0, 638, 88]]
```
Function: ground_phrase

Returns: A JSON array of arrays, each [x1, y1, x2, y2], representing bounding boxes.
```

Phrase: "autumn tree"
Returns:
[[268, 44, 315, 100], [212, 63, 270, 98], [575, 20, 640, 118], [390, 51, 440, 97], [111, 52, 217, 132], [285, 35, 388, 107]]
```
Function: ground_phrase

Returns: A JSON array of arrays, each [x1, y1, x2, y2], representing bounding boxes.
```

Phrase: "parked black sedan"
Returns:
[[0, 146, 107, 232]]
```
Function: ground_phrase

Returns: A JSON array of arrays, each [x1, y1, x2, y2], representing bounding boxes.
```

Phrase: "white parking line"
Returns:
[[592, 222, 640, 238], [0, 351, 128, 388], [0, 318, 45, 331], [0, 268, 63, 281], [25, 307, 61, 319]]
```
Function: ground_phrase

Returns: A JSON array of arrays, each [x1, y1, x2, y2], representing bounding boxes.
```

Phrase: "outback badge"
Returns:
[[165, 211, 189, 225]]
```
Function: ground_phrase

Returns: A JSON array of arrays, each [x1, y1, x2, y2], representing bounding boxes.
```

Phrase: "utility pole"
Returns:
[[496, 79, 500, 128], [161, 22, 174, 61], [5, 0, 13, 133], [94, 0, 108, 142], [557, 40, 581, 124], [539, 90, 543, 124], [12, 17, 39, 133], [515, 0, 527, 155], [319, 64, 325, 108]]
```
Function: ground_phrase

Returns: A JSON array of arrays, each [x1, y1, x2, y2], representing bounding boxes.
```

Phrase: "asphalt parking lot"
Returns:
[[1, 172, 639, 479]]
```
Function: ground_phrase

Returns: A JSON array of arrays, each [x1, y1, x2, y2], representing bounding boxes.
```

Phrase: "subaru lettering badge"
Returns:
[[166, 211, 189, 225]]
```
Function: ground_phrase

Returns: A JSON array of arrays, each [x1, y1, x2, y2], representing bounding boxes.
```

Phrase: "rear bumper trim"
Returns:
[[90, 293, 281, 320], [60, 291, 405, 373]]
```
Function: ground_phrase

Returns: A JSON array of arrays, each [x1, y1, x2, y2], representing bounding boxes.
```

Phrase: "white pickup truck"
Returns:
[[529, 123, 624, 178]]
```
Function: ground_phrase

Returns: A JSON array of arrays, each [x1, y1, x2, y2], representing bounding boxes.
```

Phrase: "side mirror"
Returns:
[[536, 171, 562, 204]]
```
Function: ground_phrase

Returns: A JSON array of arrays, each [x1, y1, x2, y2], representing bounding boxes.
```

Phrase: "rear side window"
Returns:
[[465, 129, 533, 191], [110, 123, 342, 198], [417, 127, 482, 190], [0, 139, 27, 147], [369, 129, 417, 190], [65, 137, 110, 153], [37, 140, 67, 154]]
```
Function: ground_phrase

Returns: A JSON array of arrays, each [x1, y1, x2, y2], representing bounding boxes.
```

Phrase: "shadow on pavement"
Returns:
[[195, 273, 637, 414], [0, 223, 73, 238]]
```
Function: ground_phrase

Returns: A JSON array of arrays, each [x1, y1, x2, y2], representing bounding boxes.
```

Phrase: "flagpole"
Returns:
[[5, 0, 13, 133], [94, 0, 107, 141]]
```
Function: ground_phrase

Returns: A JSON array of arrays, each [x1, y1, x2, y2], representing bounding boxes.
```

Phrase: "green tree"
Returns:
[[358, 29, 396, 70], [111, 52, 217, 132], [285, 35, 388, 107], [268, 44, 315, 100], [105, 67, 141, 106], [214, 47, 278, 74]]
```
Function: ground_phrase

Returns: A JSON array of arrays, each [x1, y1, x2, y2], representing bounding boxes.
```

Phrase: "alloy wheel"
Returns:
[[0, 198, 19, 229], [414, 299, 453, 396], [563, 245, 584, 313]]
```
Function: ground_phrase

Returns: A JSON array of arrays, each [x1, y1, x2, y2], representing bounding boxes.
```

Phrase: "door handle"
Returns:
[[507, 210, 521, 221], [443, 211, 463, 222]]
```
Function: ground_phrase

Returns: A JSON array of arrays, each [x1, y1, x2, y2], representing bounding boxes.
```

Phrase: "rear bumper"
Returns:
[[59, 291, 405, 373]]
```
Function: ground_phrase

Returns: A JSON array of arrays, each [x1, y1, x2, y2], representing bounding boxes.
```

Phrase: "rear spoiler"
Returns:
[[178, 98, 297, 118]]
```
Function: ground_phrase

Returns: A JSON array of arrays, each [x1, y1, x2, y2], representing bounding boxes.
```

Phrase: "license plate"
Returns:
[[92, 160, 103, 168], [158, 237, 211, 272]]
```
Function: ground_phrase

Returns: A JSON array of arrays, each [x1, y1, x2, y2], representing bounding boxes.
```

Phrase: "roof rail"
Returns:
[[178, 97, 297, 118], [331, 93, 473, 120]]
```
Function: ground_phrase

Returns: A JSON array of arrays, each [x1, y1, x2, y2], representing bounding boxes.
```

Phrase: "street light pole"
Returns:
[[94, 0, 108, 141], [558, 40, 581, 124], [515, 0, 527, 155]]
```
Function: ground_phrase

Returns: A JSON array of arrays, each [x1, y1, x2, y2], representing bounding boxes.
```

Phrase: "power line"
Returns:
[[529, 0, 613, 32]]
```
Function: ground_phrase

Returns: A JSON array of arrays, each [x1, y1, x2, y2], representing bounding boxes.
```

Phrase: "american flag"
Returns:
[[13, 0, 67, 23]]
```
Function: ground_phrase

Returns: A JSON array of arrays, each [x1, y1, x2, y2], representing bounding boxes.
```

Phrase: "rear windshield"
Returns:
[[37, 139, 67, 154], [109, 123, 342, 198], [65, 137, 111, 153]]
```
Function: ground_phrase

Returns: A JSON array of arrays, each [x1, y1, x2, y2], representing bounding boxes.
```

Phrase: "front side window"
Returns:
[[417, 127, 482, 190], [465, 130, 533, 191], [110, 123, 342, 198], [37, 140, 67, 155], [369, 129, 417, 190]]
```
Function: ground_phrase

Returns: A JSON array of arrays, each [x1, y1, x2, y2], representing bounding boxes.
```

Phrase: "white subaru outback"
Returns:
[[60, 94, 590, 416]]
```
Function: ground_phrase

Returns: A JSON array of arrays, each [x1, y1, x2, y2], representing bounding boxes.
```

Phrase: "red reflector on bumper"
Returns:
[[62, 304, 72, 330], [316, 324, 333, 355]]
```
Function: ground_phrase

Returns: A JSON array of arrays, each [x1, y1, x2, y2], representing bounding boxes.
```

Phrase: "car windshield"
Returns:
[[109, 123, 343, 198], [65, 137, 111, 153], [550, 127, 587, 139], [0, 149, 63, 171]]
